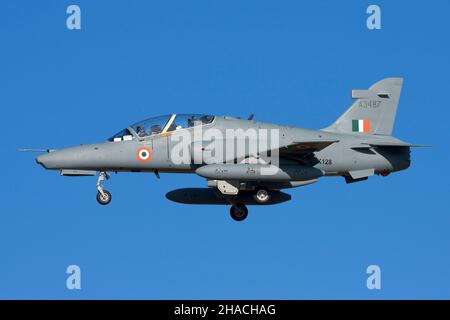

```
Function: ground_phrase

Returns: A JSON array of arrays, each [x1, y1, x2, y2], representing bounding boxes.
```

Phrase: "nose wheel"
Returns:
[[96, 190, 112, 205], [230, 203, 248, 221], [96, 171, 112, 205]]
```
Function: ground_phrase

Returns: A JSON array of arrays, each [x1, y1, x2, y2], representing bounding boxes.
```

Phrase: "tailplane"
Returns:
[[324, 77, 403, 135]]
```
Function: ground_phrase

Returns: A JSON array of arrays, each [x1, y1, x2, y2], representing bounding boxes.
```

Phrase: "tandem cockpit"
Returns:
[[108, 114, 215, 142]]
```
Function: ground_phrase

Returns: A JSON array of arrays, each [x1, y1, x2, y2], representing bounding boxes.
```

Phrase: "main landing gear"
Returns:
[[228, 188, 271, 221], [96, 171, 112, 205], [254, 187, 270, 204], [230, 203, 248, 221]]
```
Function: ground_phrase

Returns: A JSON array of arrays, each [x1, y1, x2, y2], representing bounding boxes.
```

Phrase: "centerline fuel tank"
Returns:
[[195, 164, 324, 182]]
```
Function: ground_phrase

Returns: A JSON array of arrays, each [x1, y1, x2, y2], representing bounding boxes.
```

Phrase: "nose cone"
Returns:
[[35, 144, 108, 170], [35, 146, 84, 170], [36, 153, 49, 169], [36, 151, 66, 169]]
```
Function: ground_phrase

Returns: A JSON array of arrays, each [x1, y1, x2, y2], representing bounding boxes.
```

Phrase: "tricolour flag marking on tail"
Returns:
[[352, 119, 371, 133]]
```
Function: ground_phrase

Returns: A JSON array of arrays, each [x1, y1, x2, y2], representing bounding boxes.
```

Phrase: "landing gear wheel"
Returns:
[[230, 203, 248, 221], [96, 190, 112, 205], [254, 188, 270, 204]]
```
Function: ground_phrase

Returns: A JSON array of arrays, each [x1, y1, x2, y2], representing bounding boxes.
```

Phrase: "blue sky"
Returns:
[[1, 0, 449, 299]]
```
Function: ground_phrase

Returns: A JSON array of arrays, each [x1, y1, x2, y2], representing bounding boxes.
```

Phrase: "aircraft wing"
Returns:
[[280, 140, 339, 153]]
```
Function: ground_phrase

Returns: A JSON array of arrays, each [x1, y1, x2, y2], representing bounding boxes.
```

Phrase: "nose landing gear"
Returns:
[[96, 171, 112, 205]]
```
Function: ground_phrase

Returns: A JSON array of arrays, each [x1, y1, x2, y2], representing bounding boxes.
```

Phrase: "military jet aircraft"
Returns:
[[29, 78, 425, 221]]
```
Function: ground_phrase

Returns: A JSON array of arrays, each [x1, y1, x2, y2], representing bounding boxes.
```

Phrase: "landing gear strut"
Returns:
[[96, 171, 112, 205], [254, 187, 270, 204], [230, 203, 248, 221]]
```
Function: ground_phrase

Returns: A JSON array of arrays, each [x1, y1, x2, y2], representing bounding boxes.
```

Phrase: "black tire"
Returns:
[[254, 188, 270, 204], [96, 190, 112, 205], [230, 203, 248, 221]]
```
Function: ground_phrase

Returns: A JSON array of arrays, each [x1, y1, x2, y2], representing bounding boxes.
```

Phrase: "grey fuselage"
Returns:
[[36, 115, 411, 183]]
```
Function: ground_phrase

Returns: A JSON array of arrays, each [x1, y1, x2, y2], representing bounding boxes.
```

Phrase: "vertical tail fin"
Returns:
[[324, 78, 403, 135]]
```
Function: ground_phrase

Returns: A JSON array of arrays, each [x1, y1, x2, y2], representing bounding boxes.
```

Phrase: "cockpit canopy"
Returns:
[[108, 114, 215, 142]]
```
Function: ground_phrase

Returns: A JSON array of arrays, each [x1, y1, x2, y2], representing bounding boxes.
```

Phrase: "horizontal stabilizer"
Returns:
[[368, 142, 431, 147], [352, 142, 431, 148]]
